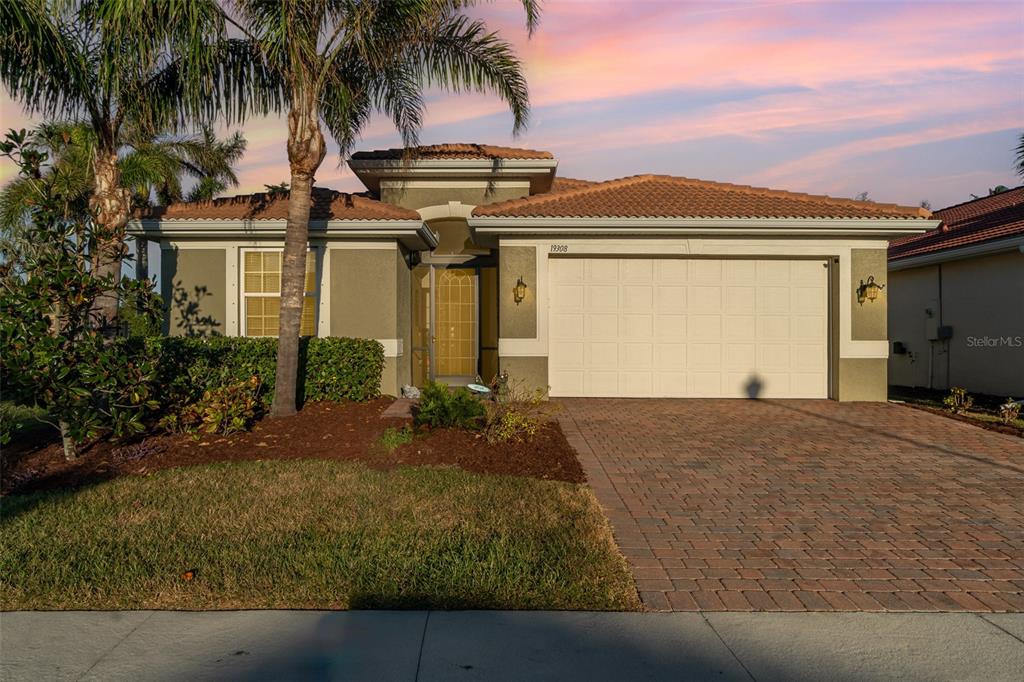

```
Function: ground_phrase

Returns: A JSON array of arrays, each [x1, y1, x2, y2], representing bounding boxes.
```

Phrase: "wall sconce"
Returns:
[[856, 274, 885, 305], [513, 276, 528, 305]]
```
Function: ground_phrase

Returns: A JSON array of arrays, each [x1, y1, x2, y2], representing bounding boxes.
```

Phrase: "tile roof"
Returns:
[[548, 177, 597, 193], [472, 174, 930, 219], [137, 187, 420, 221], [889, 186, 1024, 261], [350, 143, 554, 161]]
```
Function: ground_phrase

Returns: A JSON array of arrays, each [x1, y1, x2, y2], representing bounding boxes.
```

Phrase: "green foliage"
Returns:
[[377, 425, 414, 453], [943, 386, 975, 415], [999, 399, 1021, 425], [482, 378, 557, 444], [146, 336, 384, 413], [160, 376, 261, 437], [0, 402, 48, 447], [0, 128, 162, 459], [415, 381, 485, 430]]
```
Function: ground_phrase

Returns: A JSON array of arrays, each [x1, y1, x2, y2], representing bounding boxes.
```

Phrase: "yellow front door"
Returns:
[[434, 268, 478, 380]]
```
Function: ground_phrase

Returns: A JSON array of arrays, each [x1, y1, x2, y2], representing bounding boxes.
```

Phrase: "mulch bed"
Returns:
[[899, 402, 1024, 439], [1, 399, 584, 496]]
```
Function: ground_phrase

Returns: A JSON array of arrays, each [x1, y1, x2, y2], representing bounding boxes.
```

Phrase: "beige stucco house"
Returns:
[[130, 143, 937, 400], [888, 187, 1024, 397]]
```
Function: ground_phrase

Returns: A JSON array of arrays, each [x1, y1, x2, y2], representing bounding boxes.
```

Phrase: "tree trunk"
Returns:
[[89, 149, 132, 331], [59, 420, 77, 461], [135, 236, 149, 281], [271, 89, 326, 417]]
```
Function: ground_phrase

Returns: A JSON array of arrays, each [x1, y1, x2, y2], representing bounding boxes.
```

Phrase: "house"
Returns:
[[888, 187, 1024, 397], [130, 143, 937, 401]]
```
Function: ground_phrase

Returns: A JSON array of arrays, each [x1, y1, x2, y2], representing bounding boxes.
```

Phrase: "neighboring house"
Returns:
[[130, 143, 936, 400], [888, 187, 1024, 397]]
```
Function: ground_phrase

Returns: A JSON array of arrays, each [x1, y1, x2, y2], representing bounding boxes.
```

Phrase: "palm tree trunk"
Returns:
[[89, 149, 132, 331], [271, 90, 326, 417]]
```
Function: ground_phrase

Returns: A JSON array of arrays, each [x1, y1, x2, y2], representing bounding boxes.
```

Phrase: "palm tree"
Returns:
[[0, 0, 273, 327], [1, 121, 247, 279], [222, 0, 539, 416], [1016, 131, 1024, 180]]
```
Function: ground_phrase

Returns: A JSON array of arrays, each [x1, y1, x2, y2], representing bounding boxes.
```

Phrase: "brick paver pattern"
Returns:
[[558, 399, 1024, 612]]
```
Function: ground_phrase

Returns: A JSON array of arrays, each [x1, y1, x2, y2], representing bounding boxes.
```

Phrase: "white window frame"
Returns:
[[240, 247, 321, 338]]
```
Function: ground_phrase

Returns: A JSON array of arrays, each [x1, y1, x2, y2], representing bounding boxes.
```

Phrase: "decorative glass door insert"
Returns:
[[434, 268, 478, 380]]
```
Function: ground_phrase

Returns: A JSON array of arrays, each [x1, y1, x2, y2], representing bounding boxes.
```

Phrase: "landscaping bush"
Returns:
[[146, 336, 384, 414], [943, 386, 974, 414], [483, 379, 558, 444], [159, 376, 262, 436], [999, 399, 1021, 425], [415, 381, 485, 429]]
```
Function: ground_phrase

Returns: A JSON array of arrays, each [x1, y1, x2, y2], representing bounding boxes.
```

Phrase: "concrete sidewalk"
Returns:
[[2, 611, 1022, 681]]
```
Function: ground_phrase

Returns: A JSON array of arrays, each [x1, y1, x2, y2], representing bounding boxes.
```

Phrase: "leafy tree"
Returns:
[[0, 129, 162, 460], [218, 0, 539, 416], [0, 0, 273, 327]]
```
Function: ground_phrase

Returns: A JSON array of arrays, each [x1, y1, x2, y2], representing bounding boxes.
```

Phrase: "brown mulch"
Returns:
[[900, 402, 1024, 439], [1, 399, 584, 496]]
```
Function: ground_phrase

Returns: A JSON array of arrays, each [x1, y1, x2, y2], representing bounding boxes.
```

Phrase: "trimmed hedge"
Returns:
[[145, 336, 385, 411]]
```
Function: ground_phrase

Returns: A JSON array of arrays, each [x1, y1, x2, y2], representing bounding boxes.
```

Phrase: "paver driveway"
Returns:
[[558, 399, 1024, 612]]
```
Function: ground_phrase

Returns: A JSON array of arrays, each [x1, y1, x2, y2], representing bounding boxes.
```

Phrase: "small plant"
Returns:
[[414, 381, 485, 429], [999, 398, 1021, 425], [161, 376, 261, 436], [377, 425, 414, 452], [943, 387, 974, 415], [482, 378, 558, 444]]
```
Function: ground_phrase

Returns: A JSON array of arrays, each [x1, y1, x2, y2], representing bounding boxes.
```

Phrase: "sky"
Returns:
[[1, 0, 1022, 210]]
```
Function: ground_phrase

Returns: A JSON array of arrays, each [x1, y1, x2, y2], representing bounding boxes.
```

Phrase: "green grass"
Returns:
[[0, 459, 640, 611], [376, 425, 414, 452]]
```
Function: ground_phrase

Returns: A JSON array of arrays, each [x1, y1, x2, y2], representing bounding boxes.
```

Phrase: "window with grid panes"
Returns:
[[242, 250, 317, 337]]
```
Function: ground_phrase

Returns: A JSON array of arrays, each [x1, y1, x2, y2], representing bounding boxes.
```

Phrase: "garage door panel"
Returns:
[[588, 259, 620, 281], [586, 371, 618, 395], [586, 313, 618, 338], [690, 286, 723, 313], [690, 315, 722, 340], [655, 314, 686, 339], [550, 340, 583, 368], [587, 341, 619, 366], [547, 257, 828, 399], [622, 314, 653, 339], [585, 285, 618, 310]]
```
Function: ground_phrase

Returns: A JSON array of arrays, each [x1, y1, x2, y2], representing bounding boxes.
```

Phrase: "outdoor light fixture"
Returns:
[[856, 274, 885, 305], [513, 276, 528, 305]]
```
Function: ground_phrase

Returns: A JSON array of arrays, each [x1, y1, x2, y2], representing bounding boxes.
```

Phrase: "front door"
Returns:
[[434, 267, 479, 384]]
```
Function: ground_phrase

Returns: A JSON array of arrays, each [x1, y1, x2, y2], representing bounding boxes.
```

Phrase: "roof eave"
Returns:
[[348, 157, 558, 194], [128, 217, 436, 250], [468, 216, 939, 238], [889, 234, 1024, 270]]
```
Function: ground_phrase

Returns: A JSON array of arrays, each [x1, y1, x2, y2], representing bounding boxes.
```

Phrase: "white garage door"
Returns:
[[548, 258, 829, 398]]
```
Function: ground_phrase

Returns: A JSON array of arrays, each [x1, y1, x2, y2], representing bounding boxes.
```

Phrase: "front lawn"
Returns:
[[0, 458, 640, 611]]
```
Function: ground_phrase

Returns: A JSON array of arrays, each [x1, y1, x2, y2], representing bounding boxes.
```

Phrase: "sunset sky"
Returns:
[[2, 0, 1022, 210]]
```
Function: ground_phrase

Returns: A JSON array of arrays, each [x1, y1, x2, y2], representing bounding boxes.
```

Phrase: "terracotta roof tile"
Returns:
[[137, 187, 419, 221], [472, 174, 929, 219], [548, 177, 597, 193], [889, 186, 1024, 260], [351, 143, 553, 161]]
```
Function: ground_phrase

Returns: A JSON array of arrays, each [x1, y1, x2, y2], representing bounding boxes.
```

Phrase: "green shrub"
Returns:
[[159, 376, 261, 436], [999, 399, 1021, 425], [415, 381, 485, 429], [943, 386, 974, 415], [146, 336, 384, 414], [377, 425, 414, 452], [482, 379, 557, 444]]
